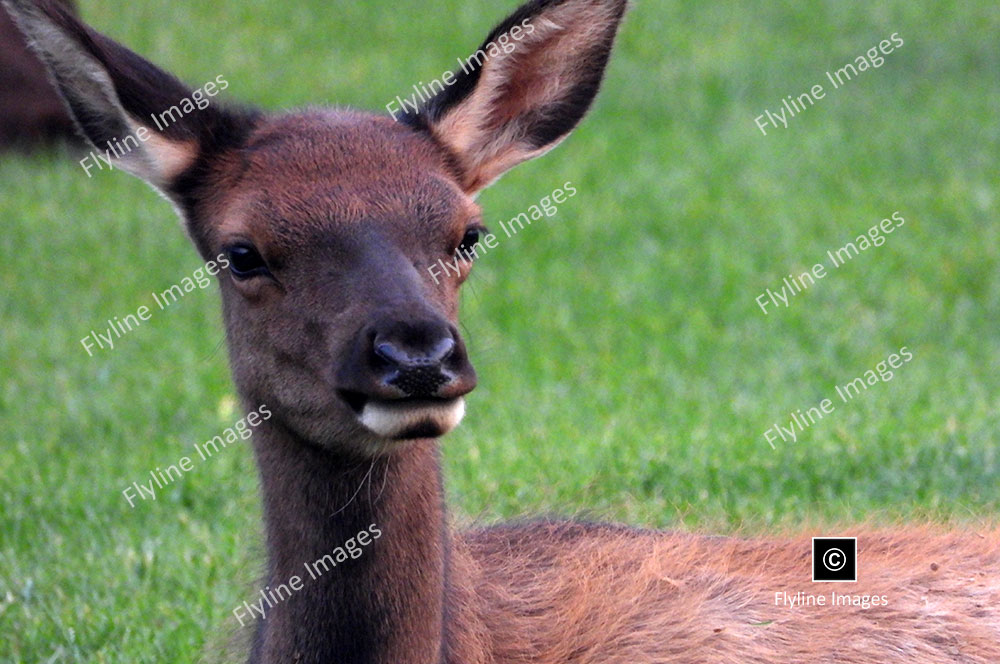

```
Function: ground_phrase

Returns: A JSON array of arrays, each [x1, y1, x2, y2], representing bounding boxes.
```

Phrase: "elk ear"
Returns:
[[1, 0, 250, 193], [403, 0, 627, 194]]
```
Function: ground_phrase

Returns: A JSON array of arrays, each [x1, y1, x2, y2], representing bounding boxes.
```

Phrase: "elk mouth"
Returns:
[[338, 390, 370, 414], [338, 390, 466, 440]]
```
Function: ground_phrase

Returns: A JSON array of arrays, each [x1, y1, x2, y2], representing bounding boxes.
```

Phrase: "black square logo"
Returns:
[[812, 537, 857, 582]]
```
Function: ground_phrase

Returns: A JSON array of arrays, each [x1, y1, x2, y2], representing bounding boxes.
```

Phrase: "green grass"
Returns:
[[2, 0, 999, 661]]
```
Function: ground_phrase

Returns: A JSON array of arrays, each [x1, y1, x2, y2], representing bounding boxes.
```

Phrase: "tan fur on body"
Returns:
[[446, 524, 1000, 663]]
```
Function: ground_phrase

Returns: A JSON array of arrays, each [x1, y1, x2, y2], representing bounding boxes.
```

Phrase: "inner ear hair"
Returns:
[[404, 0, 628, 193], [1, 0, 251, 189]]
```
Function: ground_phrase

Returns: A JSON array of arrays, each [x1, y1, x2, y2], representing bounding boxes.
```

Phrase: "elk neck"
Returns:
[[248, 418, 450, 664]]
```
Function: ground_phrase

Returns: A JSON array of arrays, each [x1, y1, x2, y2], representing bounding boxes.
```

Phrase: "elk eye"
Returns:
[[456, 227, 484, 260], [227, 244, 271, 280]]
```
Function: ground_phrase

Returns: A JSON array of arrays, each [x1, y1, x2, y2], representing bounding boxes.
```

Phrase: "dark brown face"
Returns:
[[7, 0, 627, 455], [206, 112, 482, 452]]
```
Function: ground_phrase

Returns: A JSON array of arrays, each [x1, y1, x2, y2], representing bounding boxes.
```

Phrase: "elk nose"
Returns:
[[375, 336, 455, 368], [372, 324, 460, 398]]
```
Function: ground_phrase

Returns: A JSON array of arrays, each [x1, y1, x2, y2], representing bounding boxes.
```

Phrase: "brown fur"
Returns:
[[0, 0, 76, 149], [448, 523, 1000, 663], [6, 0, 999, 662]]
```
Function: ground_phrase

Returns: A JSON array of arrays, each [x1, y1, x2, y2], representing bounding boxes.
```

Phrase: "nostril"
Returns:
[[427, 337, 455, 364], [375, 341, 409, 367], [343, 322, 472, 401], [374, 336, 455, 368]]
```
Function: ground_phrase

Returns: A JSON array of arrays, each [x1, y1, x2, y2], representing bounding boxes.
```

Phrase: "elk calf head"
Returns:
[[5, 0, 627, 455]]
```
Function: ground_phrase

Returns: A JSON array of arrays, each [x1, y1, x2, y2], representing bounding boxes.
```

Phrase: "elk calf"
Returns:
[[5, 0, 998, 662]]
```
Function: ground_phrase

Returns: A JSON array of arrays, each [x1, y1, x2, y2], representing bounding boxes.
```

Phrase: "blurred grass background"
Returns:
[[1, 0, 999, 661]]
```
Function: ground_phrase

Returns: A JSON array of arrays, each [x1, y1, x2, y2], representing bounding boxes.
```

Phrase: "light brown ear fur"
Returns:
[[2, 0, 214, 189], [422, 0, 627, 193]]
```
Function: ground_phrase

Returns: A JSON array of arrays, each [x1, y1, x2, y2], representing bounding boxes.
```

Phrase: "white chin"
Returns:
[[358, 397, 465, 440]]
